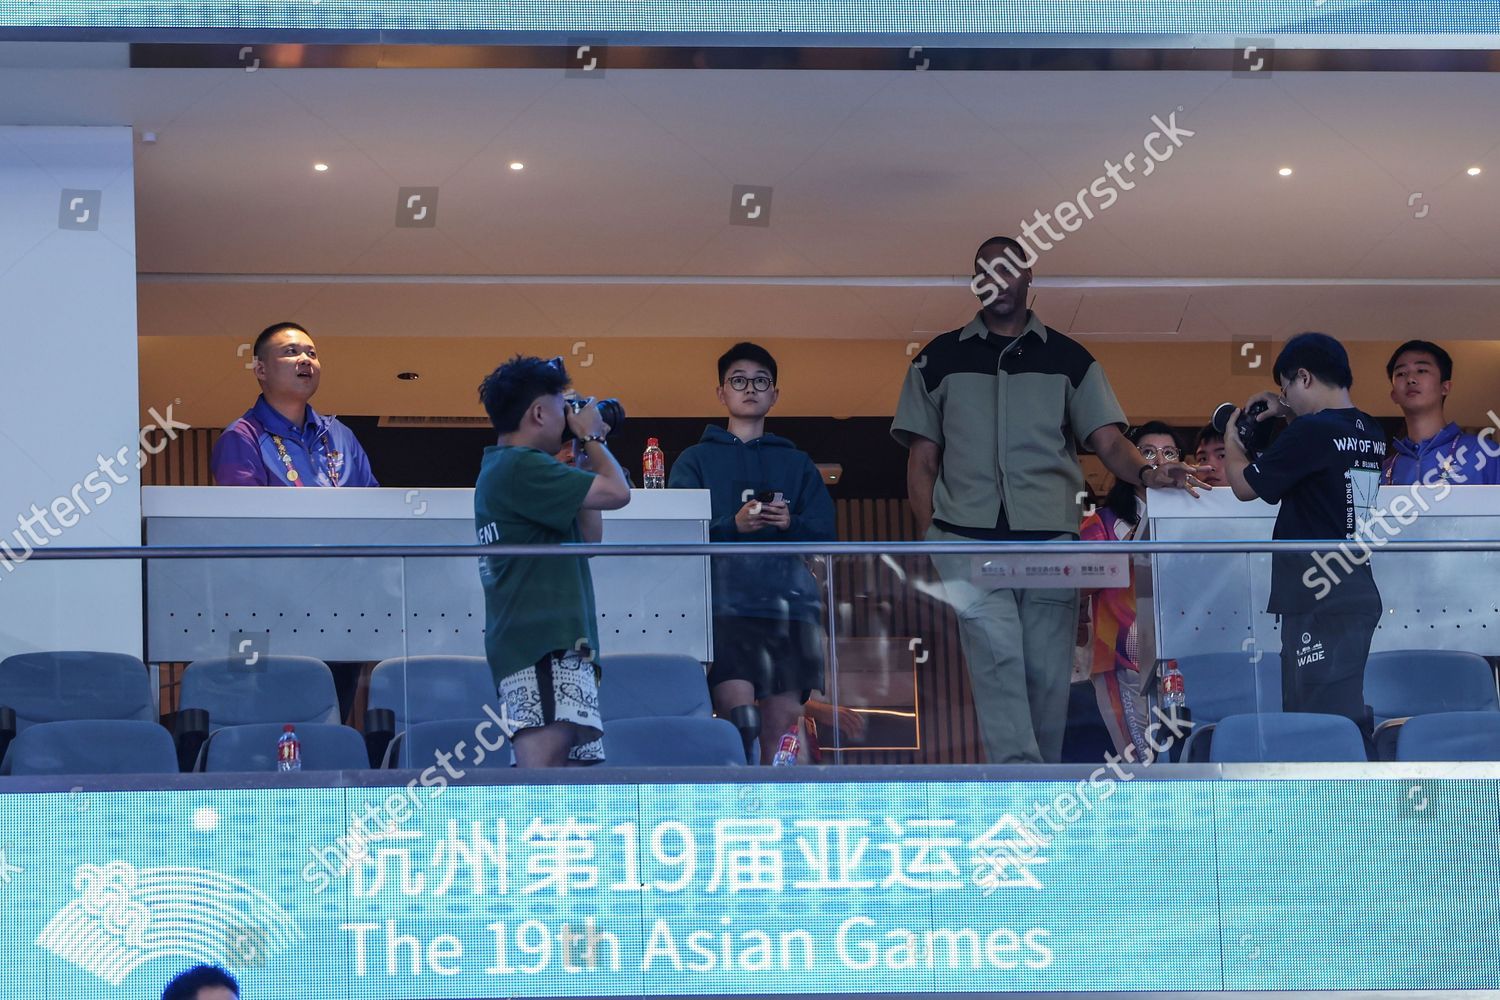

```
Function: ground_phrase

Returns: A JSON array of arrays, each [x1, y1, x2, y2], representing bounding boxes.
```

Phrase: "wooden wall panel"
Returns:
[[831, 498, 981, 765], [145, 428, 218, 487]]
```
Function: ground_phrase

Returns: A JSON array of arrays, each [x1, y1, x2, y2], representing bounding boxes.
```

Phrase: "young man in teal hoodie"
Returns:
[[668, 343, 836, 763]]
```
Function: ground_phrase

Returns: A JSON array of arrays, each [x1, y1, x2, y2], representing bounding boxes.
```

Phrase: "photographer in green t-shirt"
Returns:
[[475, 356, 631, 767]]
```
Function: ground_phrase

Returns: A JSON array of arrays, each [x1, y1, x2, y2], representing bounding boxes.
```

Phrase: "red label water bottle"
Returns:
[[643, 438, 665, 489], [771, 726, 800, 766], [1161, 659, 1185, 711], [277, 724, 302, 772]]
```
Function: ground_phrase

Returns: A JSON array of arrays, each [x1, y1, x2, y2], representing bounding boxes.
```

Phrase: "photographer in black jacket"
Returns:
[[1222, 333, 1386, 736]]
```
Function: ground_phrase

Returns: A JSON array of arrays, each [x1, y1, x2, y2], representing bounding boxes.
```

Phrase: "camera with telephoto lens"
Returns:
[[1212, 399, 1275, 460], [562, 395, 626, 441], [545, 355, 626, 441]]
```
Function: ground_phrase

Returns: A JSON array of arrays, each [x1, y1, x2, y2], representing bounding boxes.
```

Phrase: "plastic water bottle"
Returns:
[[1161, 659, 1186, 712], [771, 726, 800, 766], [643, 438, 665, 489], [277, 724, 302, 772]]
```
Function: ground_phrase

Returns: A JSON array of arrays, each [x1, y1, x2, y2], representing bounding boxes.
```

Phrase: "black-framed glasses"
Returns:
[[726, 375, 774, 392], [1140, 446, 1181, 462]]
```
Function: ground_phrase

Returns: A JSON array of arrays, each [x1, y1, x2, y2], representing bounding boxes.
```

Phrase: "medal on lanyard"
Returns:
[[270, 435, 304, 486], [325, 442, 342, 487], [272, 431, 342, 486]]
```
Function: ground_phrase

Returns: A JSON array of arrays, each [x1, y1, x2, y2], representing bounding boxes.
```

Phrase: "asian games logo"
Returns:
[[36, 860, 303, 985]]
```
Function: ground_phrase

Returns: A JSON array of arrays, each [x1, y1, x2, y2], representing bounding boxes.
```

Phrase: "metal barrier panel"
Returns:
[[1148, 486, 1500, 660], [143, 487, 712, 662]]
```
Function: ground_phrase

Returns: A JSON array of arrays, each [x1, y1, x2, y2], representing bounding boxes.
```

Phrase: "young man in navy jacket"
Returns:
[[669, 343, 836, 763]]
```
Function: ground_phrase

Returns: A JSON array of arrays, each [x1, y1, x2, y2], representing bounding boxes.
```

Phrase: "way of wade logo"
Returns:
[[37, 860, 303, 985]]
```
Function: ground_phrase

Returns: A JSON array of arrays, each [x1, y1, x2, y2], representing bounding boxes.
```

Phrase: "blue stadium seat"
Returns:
[[602, 716, 745, 766], [598, 654, 712, 721], [1, 719, 179, 775], [1208, 712, 1367, 763], [0, 651, 155, 730], [180, 655, 339, 730], [1174, 651, 1283, 761], [368, 656, 499, 728], [200, 722, 370, 772], [387, 718, 511, 770], [1364, 650, 1498, 726], [1395, 711, 1500, 762]]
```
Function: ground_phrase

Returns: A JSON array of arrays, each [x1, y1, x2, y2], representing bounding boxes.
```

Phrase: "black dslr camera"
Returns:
[[547, 357, 626, 441], [562, 395, 626, 440], [1212, 400, 1275, 460]]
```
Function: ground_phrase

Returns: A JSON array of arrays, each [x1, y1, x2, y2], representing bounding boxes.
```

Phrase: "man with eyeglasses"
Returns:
[[893, 236, 1210, 765], [669, 342, 836, 763]]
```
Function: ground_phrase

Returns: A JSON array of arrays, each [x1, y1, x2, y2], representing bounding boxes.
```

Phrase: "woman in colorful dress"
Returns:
[[1079, 421, 1185, 758]]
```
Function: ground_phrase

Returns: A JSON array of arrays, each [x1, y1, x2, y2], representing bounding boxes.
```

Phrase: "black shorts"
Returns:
[[709, 615, 826, 703]]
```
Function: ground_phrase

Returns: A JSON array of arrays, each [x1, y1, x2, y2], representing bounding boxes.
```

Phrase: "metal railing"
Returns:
[[19, 537, 1500, 559]]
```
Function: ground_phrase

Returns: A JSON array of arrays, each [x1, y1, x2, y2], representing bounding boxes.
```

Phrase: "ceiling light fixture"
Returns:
[[509, 162, 525, 171], [1467, 166, 1482, 176], [314, 162, 329, 172], [1278, 167, 1293, 177]]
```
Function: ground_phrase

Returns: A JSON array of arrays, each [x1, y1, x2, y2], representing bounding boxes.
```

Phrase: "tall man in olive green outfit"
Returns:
[[892, 237, 1209, 763]]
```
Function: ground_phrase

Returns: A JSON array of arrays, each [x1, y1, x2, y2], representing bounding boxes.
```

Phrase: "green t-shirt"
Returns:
[[475, 446, 599, 683]]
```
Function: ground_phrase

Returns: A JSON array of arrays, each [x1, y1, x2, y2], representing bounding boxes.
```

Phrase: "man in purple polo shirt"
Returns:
[[211, 322, 378, 488], [211, 321, 377, 723]]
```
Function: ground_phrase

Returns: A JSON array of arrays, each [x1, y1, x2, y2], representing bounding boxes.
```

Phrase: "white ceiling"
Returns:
[[3, 43, 1499, 422]]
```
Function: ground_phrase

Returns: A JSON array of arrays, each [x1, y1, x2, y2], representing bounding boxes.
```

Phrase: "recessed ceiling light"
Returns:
[[396, 371, 420, 381], [509, 161, 525, 171], [1278, 167, 1293, 177], [1467, 166, 1482, 176], [314, 162, 329, 172]]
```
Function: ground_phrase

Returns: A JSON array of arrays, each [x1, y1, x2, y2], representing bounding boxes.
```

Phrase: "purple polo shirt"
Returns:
[[211, 395, 378, 487]]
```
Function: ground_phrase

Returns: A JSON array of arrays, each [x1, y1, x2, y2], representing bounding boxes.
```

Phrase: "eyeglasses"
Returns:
[[726, 375, 774, 392], [1140, 446, 1181, 462]]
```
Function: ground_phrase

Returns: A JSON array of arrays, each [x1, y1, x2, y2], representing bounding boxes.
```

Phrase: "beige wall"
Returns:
[[142, 334, 1500, 433]]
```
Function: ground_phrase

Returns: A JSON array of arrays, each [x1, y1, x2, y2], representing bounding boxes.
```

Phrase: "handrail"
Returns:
[[12, 538, 1500, 559]]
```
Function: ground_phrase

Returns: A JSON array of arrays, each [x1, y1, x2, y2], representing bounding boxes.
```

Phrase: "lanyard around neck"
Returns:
[[270, 431, 342, 487]]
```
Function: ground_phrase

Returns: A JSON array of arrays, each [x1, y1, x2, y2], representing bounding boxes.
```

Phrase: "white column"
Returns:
[[0, 126, 141, 657]]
